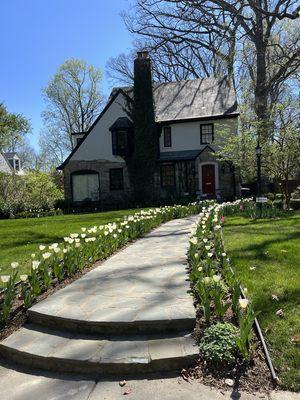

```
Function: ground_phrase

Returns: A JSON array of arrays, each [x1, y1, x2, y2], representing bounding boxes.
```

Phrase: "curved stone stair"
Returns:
[[0, 324, 198, 377]]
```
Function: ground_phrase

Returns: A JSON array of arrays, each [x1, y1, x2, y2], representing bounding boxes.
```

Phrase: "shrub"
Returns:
[[290, 199, 300, 210], [23, 172, 63, 211], [273, 199, 283, 209], [0, 172, 63, 218], [291, 186, 300, 200], [266, 192, 275, 201], [199, 323, 239, 366]]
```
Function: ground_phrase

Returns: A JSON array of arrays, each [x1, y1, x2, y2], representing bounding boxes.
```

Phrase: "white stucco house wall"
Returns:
[[0, 152, 24, 175], [58, 53, 240, 206]]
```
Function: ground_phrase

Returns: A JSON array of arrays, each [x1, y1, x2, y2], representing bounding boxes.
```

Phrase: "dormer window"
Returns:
[[163, 127, 172, 147], [112, 130, 130, 156], [110, 117, 133, 157]]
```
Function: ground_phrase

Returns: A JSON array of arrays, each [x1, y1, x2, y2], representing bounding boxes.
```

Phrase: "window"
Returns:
[[76, 137, 82, 146], [72, 171, 99, 202], [112, 131, 129, 156], [161, 163, 175, 187], [14, 159, 20, 171], [163, 127, 172, 147], [200, 124, 214, 144], [109, 168, 124, 191]]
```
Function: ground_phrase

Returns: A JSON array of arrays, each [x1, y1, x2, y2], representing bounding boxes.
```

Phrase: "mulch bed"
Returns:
[[182, 299, 275, 394]]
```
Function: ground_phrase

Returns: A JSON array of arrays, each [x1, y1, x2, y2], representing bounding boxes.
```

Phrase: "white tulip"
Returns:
[[239, 298, 249, 309], [32, 260, 40, 270], [1, 275, 10, 283], [20, 274, 28, 282], [212, 274, 221, 283], [42, 252, 52, 260]]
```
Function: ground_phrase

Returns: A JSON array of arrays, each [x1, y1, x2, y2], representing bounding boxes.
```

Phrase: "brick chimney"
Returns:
[[134, 50, 152, 89], [131, 50, 157, 202]]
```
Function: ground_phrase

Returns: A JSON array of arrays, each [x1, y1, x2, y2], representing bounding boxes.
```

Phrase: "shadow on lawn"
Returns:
[[227, 230, 300, 257], [252, 287, 300, 320], [0, 231, 66, 252]]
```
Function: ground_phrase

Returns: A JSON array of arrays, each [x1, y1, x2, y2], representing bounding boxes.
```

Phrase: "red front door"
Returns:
[[202, 164, 215, 196]]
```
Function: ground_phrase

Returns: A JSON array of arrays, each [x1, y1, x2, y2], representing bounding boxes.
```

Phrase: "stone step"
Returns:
[[0, 324, 198, 377], [28, 308, 195, 335]]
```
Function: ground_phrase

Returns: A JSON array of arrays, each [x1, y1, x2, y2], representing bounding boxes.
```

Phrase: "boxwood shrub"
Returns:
[[199, 323, 239, 367]]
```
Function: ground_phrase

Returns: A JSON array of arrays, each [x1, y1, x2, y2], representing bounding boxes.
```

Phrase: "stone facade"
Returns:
[[63, 160, 132, 207], [63, 154, 239, 206]]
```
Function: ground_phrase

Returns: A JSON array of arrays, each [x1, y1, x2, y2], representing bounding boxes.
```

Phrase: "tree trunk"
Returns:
[[254, 1, 269, 142]]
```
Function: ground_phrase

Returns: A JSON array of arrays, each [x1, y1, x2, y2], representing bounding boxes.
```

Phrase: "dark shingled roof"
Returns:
[[159, 146, 215, 162], [109, 117, 133, 131], [3, 152, 18, 159], [110, 77, 238, 123]]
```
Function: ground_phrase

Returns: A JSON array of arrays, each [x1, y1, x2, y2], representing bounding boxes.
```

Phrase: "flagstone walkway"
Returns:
[[0, 216, 198, 377]]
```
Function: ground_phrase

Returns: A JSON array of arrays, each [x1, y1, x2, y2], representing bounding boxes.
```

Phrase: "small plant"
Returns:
[[236, 299, 259, 360], [231, 279, 242, 320], [0, 265, 19, 325], [211, 275, 230, 320], [196, 277, 211, 324], [200, 322, 239, 366]]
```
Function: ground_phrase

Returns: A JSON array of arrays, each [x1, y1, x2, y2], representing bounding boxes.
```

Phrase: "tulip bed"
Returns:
[[0, 202, 205, 328], [189, 200, 259, 367]]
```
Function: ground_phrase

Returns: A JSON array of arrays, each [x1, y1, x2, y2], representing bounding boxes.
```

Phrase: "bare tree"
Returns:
[[42, 59, 104, 151], [39, 126, 71, 169], [119, 0, 300, 140], [106, 37, 228, 85]]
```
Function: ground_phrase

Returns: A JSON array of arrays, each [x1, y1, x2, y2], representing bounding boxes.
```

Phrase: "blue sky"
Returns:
[[0, 0, 132, 149]]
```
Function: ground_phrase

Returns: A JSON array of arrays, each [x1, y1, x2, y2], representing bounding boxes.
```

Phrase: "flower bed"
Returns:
[[187, 200, 272, 391], [0, 202, 206, 329]]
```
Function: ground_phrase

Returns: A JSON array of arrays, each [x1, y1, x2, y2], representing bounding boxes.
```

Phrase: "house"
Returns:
[[0, 152, 24, 175], [58, 52, 240, 206]]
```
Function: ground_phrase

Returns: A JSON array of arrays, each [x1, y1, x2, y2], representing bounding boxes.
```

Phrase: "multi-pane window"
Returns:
[[161, 163, 175, 187], [200, 124, 214, 144], [163, 127, 172, 147], [109, 168, 124, 191], [14, 159, 20, 171], [112, 131, 129, 155], [72, 172, 100, 202]]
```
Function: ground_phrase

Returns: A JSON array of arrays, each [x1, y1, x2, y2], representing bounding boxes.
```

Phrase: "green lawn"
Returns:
[[0, 209, 142, 277], [223, 213, 300, 391]]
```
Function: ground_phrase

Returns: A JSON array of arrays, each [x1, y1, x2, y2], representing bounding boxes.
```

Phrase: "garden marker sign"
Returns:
[[256, 197, 268, 203]]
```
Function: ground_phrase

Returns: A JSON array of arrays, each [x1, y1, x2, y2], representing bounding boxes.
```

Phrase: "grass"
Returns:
[[0, 209, 143, 277], [223, 212, 300, 391]]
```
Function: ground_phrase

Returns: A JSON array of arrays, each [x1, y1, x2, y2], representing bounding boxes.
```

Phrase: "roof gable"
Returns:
[[57, 89, 130, 170]]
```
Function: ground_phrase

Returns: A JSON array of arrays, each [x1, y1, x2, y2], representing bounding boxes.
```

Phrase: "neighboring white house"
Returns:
[[58, 52, 240, 206], [0, 152, 24, 175]]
